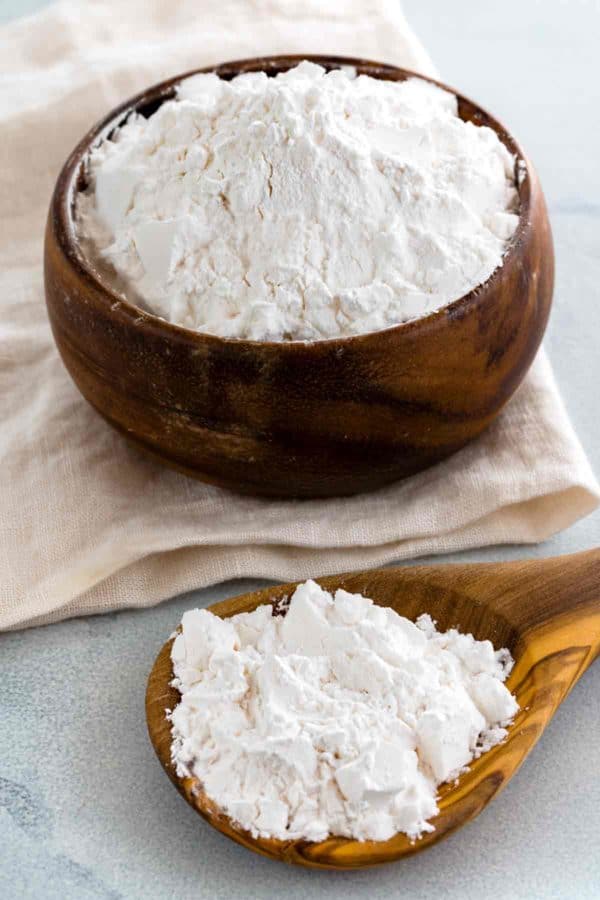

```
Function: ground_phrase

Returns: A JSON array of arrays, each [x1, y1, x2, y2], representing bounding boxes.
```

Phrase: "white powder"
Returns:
[[78, 62, 519, 341], [169, 580, 518, 842]]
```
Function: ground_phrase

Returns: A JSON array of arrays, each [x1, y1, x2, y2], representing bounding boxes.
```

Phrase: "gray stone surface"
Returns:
[[1, 1, 599, 897]]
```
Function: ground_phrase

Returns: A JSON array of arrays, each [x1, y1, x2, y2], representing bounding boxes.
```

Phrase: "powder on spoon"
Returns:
[[77, 61, 519, 341], [169, 580, 518, 842]]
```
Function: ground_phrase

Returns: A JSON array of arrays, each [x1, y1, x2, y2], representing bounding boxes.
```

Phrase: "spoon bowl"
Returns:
[[146, 549, 600, 868]]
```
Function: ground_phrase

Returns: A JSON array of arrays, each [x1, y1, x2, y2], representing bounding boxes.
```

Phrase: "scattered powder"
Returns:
[[169, 579, 518, 842], [78, 62, 519, 341]]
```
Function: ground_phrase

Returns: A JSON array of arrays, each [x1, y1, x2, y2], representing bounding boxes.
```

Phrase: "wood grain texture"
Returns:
[[45, 55, 554, 498], [146, 549, 600, 869]]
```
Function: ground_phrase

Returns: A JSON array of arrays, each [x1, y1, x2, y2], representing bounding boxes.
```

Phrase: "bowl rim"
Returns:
[[50, 53, 533, 352]]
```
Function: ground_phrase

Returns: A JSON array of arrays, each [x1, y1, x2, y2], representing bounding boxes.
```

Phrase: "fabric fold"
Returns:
[[0, 0, 598, 630]]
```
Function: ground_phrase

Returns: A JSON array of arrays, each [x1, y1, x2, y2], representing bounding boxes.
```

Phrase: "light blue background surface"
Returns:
[[1, 1, 599, 897]]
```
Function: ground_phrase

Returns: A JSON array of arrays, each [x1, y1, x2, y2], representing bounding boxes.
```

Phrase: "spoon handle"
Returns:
[[486, 546, 599, 619], [449, 548, 600, 670]]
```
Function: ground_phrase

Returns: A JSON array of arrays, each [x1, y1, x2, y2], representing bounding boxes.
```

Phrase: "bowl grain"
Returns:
[[44, 55, 554, 498]]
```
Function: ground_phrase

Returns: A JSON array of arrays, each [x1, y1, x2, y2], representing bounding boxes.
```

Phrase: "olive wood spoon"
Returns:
[[146, 548, 600, 869]]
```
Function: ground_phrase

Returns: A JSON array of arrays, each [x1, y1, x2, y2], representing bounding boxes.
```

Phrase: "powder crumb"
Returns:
[[78, 62, 519, 341], [169, 579, 518, 842]]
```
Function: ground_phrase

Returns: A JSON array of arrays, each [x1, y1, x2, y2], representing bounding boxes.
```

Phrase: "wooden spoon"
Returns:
[[146, 549, 600, 869]]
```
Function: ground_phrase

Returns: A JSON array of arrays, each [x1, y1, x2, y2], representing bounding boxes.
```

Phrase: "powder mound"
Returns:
[[169, 580, 518, 842], [78, 62, 519, 341]]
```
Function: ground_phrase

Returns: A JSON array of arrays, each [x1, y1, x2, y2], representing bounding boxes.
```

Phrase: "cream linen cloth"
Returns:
[[1, 0, 598, 630]]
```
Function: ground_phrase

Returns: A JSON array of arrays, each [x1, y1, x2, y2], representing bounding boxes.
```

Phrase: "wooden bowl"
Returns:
[[44, 55, 554, 498]]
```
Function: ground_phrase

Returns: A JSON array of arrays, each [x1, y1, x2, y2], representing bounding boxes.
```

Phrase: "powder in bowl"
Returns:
[[169, 580, 518, 842], [77, 61, 519, 342]]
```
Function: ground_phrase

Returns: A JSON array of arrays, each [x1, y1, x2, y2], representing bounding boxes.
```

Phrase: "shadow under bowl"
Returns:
[[44, 55, 554, 498]]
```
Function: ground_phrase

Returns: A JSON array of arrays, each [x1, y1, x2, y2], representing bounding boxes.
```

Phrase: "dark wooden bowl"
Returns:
[[44, 55, 554, 498]]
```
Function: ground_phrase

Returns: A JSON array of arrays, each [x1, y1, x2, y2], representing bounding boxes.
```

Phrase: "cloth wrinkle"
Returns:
[[0, 0, 597, 630]]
